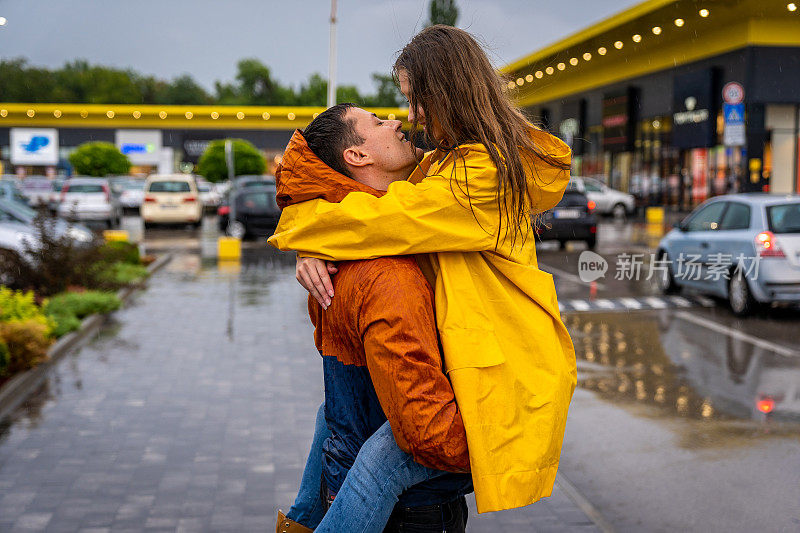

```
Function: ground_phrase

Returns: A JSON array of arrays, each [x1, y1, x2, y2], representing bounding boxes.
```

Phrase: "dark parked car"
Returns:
[[217, 183, 280, 239], [536, 181, 598, 249]]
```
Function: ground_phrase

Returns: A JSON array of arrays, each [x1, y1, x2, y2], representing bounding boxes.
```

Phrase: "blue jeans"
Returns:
[[287, 403, 446, 532]]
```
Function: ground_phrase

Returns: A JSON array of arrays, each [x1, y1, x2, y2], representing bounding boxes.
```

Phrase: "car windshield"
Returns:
[[0, 199, 36, 223], [66, 184, 105, 193], [767, 203, 800, 234], [198, 185, 210, 192], [148, 181, 191, 193], [22, 179, 52, 190]]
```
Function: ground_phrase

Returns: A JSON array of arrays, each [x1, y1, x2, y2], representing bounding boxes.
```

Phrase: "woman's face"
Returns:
[[398, 69, 442, 142]]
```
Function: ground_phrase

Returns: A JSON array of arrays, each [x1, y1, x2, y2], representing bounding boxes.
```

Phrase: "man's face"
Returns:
[[346, 107, 422, 177]]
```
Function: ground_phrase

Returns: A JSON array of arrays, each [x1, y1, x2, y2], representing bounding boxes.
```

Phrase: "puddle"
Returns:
[[565, 311, 800, 426]]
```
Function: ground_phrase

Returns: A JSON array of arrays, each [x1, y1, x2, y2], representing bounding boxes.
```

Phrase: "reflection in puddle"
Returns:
[[565, 312, 800, 426]]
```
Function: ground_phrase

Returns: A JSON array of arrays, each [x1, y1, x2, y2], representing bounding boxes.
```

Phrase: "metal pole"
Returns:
[[225, 139, 237, 236], [327, 0, 337, 108]]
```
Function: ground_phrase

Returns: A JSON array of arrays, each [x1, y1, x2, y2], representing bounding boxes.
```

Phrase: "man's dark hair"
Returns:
[[302, 103, 365, 178]]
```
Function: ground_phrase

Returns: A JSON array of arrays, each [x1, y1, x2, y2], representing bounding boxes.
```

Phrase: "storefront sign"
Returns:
[[723, 103, 746, 147], [10, 128, 59, 165], [602, 88, 637, 153], [116, 130, 162, 165], [182, 133, 223, 163], [559, 99, 586, 155], [672, 69, 717, 149]]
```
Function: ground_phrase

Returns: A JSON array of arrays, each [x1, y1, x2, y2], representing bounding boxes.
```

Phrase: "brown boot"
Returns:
[[276, 510, 313, 533]]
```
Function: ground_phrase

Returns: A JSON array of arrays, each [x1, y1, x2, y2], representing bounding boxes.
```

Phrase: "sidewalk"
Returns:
[[0, 250, 606, 532]]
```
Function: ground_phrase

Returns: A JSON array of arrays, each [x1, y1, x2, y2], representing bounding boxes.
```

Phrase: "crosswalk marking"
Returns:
[[620, 298, 642, 309], [644, 297, 668, 309], [569, 300, 592, 311], [558, 295, 716, 314]]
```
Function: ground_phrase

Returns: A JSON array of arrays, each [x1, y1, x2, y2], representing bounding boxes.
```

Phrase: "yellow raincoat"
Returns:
[[268, 128, 577, 513]]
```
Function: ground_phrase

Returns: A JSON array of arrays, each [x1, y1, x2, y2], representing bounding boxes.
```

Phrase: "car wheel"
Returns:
[[558, 240, 567, 250], [612, 203, 627, 219], [728, 267, 757, 317], [143, 221, 153, 230], [227, 220, 246, 239], [586, 236, 597, 250], [192, 219, 203, 229], [655, 251, 680, 294]]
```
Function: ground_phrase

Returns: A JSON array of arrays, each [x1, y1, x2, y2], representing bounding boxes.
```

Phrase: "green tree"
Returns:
[[68, 142, 131, 177], [196, 139, 266, 183], [160, 74, 212, 105], [361, 73, 403, 107], [428, 0, 459, 26]]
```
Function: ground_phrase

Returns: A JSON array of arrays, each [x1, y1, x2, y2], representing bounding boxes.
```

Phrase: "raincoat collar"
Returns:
[[275, 129, 383, 209]]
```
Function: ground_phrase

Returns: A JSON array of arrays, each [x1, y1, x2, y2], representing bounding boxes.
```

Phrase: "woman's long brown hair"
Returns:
[[393, 25, 570, 249]]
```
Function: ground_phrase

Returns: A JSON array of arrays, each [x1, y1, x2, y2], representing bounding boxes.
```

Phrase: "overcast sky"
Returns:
[[0, 0, 637, 94]]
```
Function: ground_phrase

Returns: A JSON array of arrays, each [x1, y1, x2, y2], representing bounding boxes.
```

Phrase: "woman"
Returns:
[[270, 25, 577, 532]]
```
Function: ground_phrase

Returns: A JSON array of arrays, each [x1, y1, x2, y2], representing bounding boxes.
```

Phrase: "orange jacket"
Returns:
[[280, 130, 470, 472]]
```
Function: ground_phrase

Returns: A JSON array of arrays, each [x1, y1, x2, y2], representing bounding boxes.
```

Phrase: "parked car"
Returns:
[[571, 176, 636, 218], [0, 178, 32, 207], [536, 181, 597, 249], [197, 181, 221, 209], [47, 178, 65, 213], [656, 193, 800, 316], [57, 178, 122, 228], [217, 183, 280, 239], [19, 176, 54, 207], [233, 175, 275, 189], [0, 219, 38, 256], [0, 197, 93, 247], [141, 174, 204, 228], [119, 180, 146, 210]]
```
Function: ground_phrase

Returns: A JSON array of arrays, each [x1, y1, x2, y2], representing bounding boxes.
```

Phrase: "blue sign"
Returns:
[[21, 135, 50, 153], [120, 143, 154, 155], [724, 103, 746, 147]]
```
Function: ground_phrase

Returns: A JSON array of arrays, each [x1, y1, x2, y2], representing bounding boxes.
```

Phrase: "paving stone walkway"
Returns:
[[0, 249, 601, 532]]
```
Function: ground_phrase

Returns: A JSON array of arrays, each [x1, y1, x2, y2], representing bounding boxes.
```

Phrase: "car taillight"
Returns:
[[183, 196, 197, 203], [755, 231, 785, 257], [144, 196, 157, 203], [218, 205, 230, 216], [102, 185, 111, 202], [60, 184, 69, 202], [756, 397, 774, 414], [587, 200, 596, 212]]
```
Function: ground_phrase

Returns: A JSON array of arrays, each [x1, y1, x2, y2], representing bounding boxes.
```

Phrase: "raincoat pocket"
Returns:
[[440, 326, 505, 373]]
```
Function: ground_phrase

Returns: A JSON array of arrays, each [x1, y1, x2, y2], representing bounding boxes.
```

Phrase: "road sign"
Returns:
[[723, 82, 745, 105], [724, 103, 746, 147]]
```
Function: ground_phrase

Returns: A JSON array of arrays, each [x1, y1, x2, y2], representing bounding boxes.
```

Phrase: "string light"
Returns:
[[516, 77, 524, 85], [185, 111, 193, 119], [632, 34, 642, 43], [674, 18, 685, 27], [236, 111, 245, 119], [583, 52, 592, 61], [262, 112, 270, 120], [525, 74, 534, 82], [557, 62, 566, 70], [614, 41, 624, 49], [598, 47, 607, 55], [26, 109, 35, 117], [158, 111, 167, 119], [535, 70, 544, 78], [53, 110, 62, 118], [546, 66, 554, 75], [569, 57, 579, 66], [288, 112, 296, 120], [211, 111, 219, 119], [652, 26, 662, 35], [699, 8, 710, 17], [133, 111, 141, 119]]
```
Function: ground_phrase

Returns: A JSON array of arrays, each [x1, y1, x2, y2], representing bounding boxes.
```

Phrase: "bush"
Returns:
[[0, 211, 104, 296], [0, 319, 53, 374], [0, 287, 52, 330], [94, 262, 149, 287], [98, 241, 141, 266], [196, 138, 266, 183], [48, 312, 82, 338], [68, 141, 131, 177], [0, 339, 9, 377], [44, 291, 121, 321], [44, 291, 121, 338]]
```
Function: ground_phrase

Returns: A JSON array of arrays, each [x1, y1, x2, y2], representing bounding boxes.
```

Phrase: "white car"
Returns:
[[57, 178, 123, 228], [119, 180, 146, 210], [197, 181, 221, 209], [141, 174, 204, 228], [571, 176, 636, 218]]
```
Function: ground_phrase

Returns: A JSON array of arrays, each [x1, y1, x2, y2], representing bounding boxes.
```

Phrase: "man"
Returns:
[[275, 104, 472, 532]]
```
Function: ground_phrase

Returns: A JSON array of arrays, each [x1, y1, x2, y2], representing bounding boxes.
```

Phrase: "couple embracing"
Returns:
[[268, 25, 577, 533]]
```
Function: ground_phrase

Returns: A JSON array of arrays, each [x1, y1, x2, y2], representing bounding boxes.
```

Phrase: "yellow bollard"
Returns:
[[103, 230, 130, 242], [217, 236, 242, 261], [645, 207, 664, 225]]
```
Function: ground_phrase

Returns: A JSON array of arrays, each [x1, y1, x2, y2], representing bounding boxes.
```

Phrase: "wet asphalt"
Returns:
[[0, 214, 797, 532]]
